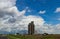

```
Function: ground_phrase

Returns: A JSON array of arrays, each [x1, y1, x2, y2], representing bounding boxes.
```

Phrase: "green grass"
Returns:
[[7, 34, 60, 39]]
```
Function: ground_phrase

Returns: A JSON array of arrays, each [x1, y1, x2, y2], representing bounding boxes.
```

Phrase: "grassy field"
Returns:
[[6, 34, 60, 39]]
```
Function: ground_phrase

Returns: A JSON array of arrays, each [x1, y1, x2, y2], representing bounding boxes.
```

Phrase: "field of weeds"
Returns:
[[7, 34, 60, 39]]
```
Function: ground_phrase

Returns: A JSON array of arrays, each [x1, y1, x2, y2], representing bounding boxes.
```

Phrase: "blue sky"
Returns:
[[16, 0, 60, 25]]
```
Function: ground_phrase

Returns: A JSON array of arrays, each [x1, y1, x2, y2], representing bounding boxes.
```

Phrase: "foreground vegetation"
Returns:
[[6, 34, 60, 39]]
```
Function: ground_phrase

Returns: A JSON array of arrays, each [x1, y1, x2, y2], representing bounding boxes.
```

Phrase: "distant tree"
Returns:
[[16, 33, 19, 35], [43, 33, 48, 36]]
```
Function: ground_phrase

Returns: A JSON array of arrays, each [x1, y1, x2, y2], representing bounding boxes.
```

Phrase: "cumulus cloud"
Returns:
[[39, 10, 46, 14], [0, 0, 26, 33], [34, 23, 60, 34], [0, 15, 45, 34], [55, 7, 60, 13], [58, 18, 60, 20], [0, 0, 16, 9], [0, 0, 45, 34]]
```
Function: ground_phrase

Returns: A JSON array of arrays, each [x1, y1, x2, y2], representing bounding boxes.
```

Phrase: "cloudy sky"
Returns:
[[0, 0, 60, 34]]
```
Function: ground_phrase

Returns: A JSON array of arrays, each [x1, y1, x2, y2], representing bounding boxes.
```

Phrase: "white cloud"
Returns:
[[0, 15, 45, 34], [26, 7, 31, 12], [39, 10, 46, 14], [27, 9, 31, 12], [0, 0, 45, 34], [0, 0, 26, 33], [45, 24, 60, 34], [58, 18, 60, 20], [5, 6, 26, 16], [0, 0, 16, 9], [55, 7, 60, 13]]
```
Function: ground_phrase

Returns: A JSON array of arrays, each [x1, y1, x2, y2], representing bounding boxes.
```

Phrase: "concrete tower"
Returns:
[[28, 21, 35, 35]]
